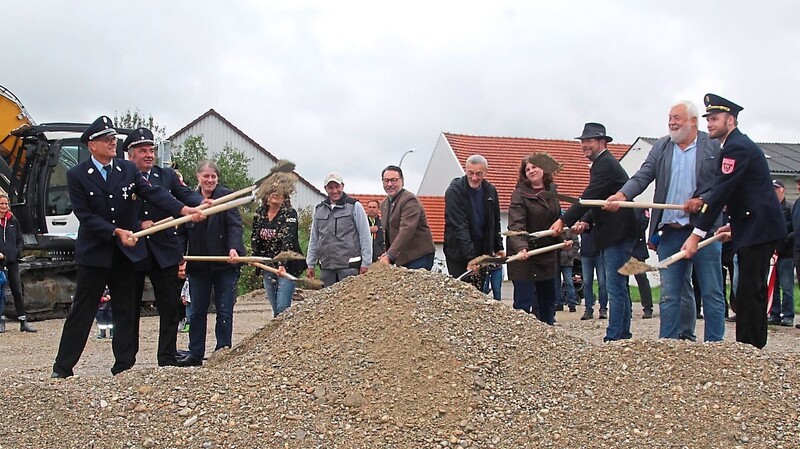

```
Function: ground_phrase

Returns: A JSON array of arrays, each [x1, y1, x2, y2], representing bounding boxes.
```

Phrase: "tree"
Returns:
[[214, 143, 254, 192], [171, 135, 209, 188], [114, 108, 166, 139]]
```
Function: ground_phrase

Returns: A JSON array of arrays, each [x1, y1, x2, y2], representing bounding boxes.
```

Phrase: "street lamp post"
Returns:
[[399, 148, 416, 168]]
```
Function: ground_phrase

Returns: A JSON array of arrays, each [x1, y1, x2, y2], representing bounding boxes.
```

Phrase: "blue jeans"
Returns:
[[512, 279, 556, 325], [559, 265, 578, 307], [320, 268, 359, 288], [601, 238, 636, 341], [403, 252, 435, 270], [582, 254, 608, 312], [657, 227, 725, 342], [187, 267, 240, 359], [770, 257, 795, 321], [482, 266, 503, 300], [264, 272, 296, 318]]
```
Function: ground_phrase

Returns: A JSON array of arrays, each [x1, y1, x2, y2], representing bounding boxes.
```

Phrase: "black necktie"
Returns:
[[141, 171, 149, 181], [103, 164, 112, 181]]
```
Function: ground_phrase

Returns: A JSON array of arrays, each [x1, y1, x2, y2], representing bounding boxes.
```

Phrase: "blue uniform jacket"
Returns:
[[695, 128, 786, 251], [135, 166, 203, 269], [67, 158, 187, 268]]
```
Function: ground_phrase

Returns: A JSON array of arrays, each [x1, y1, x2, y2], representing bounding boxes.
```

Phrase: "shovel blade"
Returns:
[[617, 257, 657, 276]]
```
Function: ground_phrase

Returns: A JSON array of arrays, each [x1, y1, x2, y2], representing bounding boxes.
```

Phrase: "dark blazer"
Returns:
[[695, 128, 787, 251], [0, 212, 24, 264], [184, 185, 246, 274], [135, 166, 203, 269], [443, 176, 504, 262], [560, 150, 639, 249], [619, 131, 722, 239], [67, 158, 186, 268]]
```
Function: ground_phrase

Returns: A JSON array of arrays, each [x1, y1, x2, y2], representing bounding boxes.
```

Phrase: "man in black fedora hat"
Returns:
[[551, 122, 640, 342], [682, 94, 786, 348]]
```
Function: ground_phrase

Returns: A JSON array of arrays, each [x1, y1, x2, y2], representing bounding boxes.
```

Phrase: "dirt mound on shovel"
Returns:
[[5, 268, 800, 448]]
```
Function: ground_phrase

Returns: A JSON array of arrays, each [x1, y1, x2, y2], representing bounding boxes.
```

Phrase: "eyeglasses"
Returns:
[[382, 178, 401, 185], [96, 136, 117, 144]]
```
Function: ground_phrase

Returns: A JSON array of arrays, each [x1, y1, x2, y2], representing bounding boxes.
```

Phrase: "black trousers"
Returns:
[[5, 261, 27, 317], [134, 261, 181, 366], [53, 247, 138, 376], [734, 240, 777, 349]]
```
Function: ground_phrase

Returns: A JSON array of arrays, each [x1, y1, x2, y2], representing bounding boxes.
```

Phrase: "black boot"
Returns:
[[19, 316, 37, 333]]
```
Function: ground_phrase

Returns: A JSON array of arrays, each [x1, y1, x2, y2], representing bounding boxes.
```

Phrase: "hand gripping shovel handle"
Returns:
[[132, 194, 254, 239], [657, 232, 728, 269], [456, 242, 566, 280]]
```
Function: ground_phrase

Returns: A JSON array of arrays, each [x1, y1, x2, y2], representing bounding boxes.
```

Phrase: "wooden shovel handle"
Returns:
[[249, 261, 298, 281], [657, 233, 728, 269], [151, 185, 256, 227], [131, 195, 254, 239], [579, 199, 685, 210]]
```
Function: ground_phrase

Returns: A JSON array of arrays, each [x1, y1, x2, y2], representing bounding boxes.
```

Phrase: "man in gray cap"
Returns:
[[306, 172, 372, 287]]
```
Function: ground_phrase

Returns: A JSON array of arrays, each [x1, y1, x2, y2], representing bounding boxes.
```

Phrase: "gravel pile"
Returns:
[[3, 267, 800, 448]]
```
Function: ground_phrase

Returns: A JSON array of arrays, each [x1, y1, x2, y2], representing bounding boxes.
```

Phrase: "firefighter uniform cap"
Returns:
[[81, 116, 117, 144]]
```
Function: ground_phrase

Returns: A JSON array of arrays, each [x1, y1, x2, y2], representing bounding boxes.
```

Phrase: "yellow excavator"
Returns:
[[0, 85, 153, 319]]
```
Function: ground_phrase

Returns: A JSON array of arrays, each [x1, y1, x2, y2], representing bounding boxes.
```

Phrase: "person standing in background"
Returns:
[[0, 193, 36, 333]]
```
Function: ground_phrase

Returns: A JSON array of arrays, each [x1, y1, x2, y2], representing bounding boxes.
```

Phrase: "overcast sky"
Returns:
[[5, 1, 798, 194]]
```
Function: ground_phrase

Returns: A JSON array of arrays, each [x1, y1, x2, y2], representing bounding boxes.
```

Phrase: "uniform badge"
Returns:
[[131, 193, 138, 201], [721, 158, 736, 175]]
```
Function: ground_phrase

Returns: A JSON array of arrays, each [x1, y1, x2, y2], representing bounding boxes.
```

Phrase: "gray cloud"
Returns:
[[5, 1, 799, 194]]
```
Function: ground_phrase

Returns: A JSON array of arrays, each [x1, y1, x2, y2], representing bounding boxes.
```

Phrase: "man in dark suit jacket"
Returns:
[[551, 123, 639, 342], [683, 94, 787, 348], [605, 101, 726, 342], [125, 128, 203, 367], [51, 116, 203, 378], [444, 154, 505, 284]]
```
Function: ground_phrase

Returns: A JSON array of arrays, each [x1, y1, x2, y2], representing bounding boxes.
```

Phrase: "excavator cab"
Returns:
[[1, 85, 140, 317]]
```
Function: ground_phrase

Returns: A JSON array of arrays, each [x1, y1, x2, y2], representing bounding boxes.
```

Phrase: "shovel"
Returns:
[[456, 242, 568, 280], [129, 194, 255, 241], [248, 262, 323, 290], [541, 191, 684, 210], [183, 251, 305, 265], [617, 232, 729, 275], [149, 159, 296, 228], [502, 229, 560, 240]]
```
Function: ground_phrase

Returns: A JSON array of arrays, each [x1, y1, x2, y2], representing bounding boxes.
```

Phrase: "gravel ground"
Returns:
[[1, 268, 800, 448]]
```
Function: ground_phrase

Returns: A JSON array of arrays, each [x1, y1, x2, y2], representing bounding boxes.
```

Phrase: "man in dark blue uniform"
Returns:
[[51, 116, 204, 378], [682, 94, 787, 348], [125, 128, 203, 367]]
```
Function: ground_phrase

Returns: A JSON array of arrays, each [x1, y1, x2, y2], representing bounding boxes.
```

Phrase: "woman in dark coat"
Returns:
[[178, 160, 245, 367], [506, 154, 564, 324], [252, 184, 306, 317]]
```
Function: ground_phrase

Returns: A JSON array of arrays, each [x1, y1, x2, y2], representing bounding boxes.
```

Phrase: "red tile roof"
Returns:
[[352, 193, 445, 244], [444, 133, 630, 210]]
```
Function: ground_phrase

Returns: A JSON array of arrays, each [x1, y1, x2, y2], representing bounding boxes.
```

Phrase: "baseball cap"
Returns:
[[323, 172, 344, 186]]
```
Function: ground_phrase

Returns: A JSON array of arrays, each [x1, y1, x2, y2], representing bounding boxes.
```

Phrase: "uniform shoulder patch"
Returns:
[[721, 158, 736, 175]]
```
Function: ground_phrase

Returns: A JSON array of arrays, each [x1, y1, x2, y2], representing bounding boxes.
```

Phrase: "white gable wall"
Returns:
[[170, 114, 325, 211], [417, 133, 465, 196]]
